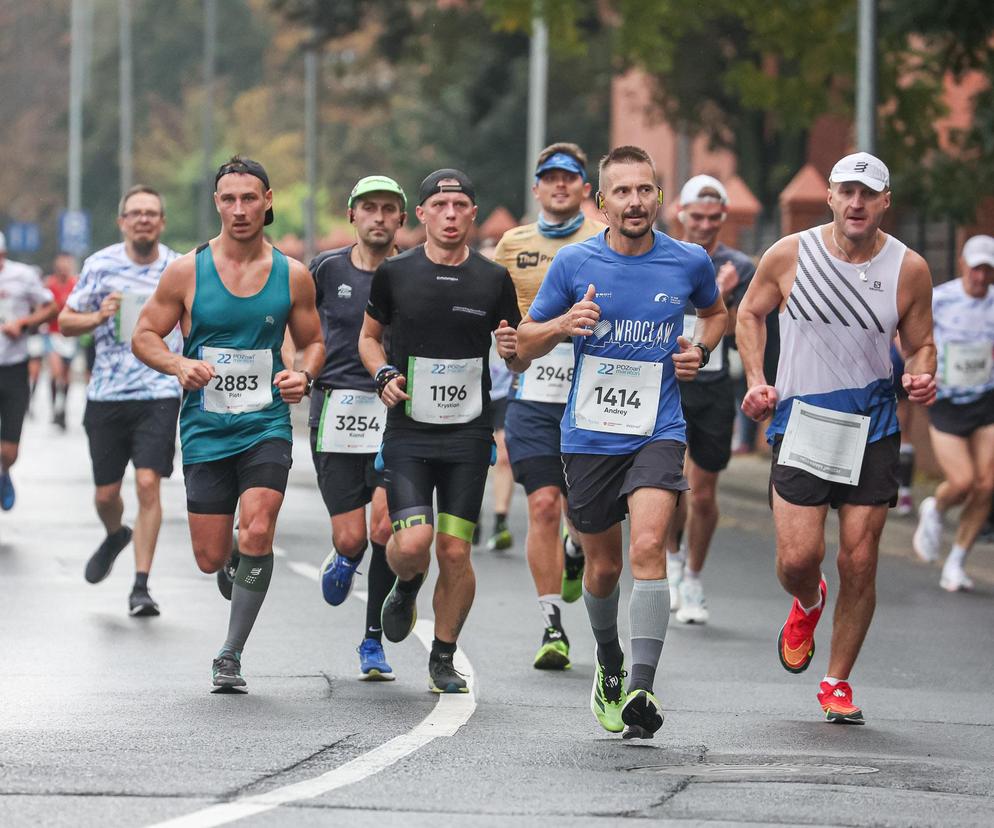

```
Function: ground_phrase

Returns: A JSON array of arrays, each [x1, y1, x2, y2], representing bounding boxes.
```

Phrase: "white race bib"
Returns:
[[115, 291, 150, 344], [942, 341, 993, 388], [406, 356, 483, 425], [316, 389, 386, 453], [0, 298, 15, 326], [682, 315, 723, 373], [200, 347, 274, 414], [777, 400, 870, 486], [517, 342, 574, 403], [574, 355, 662, 436]]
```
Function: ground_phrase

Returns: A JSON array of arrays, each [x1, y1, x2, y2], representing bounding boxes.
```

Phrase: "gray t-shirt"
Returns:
[[0, 259, 53, 366]]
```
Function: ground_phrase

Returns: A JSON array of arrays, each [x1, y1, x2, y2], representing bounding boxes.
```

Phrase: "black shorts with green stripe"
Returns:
[[381, 427, 491, 542]]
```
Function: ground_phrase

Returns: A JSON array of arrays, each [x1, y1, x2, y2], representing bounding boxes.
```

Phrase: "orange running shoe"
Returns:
[[777, 576, 827, 673], [818, 680, 864, 724]]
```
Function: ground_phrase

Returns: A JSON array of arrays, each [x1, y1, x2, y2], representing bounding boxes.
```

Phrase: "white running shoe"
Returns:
[[912, 496, 942, 563], [895, 491, 915, 517], [675, 577, 709, 624], [940, 565, 974, 592], [667, 557, 684, 612]]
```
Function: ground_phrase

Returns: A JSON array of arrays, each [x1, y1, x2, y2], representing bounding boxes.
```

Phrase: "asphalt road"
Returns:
[[1, 390, 992, 827]]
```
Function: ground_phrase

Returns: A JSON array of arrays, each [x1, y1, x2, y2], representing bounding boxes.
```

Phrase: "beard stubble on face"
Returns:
[[132, 238, 156, 257]]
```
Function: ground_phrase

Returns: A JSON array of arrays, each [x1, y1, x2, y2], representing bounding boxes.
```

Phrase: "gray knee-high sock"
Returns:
[[221, 552, 274, 656], [629, 578, 670, 692], [582, 583, 624, 671]]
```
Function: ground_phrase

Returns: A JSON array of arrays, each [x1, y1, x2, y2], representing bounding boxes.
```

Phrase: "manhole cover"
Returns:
[[630, 762, 879, 780]]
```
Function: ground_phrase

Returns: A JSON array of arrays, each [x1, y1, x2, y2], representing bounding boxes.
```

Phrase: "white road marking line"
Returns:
[[146, 546, 476, 828]]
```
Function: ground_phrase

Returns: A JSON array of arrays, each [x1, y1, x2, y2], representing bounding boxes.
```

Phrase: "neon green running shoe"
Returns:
[[561, 537, 584, 603], [621, 688, 665, 739], [533, 626, 571, 670], [590, 650, 626, 733], [486, 528, 513, 551]]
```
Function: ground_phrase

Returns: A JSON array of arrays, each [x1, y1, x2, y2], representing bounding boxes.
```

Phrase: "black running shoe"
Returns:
[[428, 651, 468, 694], [84, 526, 133, 584], [381, 576, 420, 643], [533, 625, 571, 670], [217, 532, 240, 601], [212, 652, 246, 689], [129, 588, 160, 617], [621, 688, 664, 739]]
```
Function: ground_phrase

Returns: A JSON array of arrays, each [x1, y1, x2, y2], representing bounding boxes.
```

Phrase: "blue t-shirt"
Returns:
[[528, 230, 718, 454]]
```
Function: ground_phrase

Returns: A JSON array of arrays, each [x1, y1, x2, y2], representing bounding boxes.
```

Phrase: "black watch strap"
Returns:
[[693, 342, 710, 368], [302, 370, 314, 396]]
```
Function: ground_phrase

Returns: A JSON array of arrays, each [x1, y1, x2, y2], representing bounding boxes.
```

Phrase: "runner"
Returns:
[[736, 152, 937, 724], [494, 142, 604, 669], [358, 168, 526, 694], [0, 231, 58, 511], [666, 175, 756, 624], [518, 145, 727, 738], [309, 175, 406, 680], [59, 186, 181, 617], [484, 334, 515, 551], [132, 157, 324, 690], [912, 234, 994, 591], [44, 253, 79, 430]]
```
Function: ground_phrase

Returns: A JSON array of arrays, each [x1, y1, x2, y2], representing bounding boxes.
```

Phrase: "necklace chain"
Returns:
[[831, 228, 880, 282]]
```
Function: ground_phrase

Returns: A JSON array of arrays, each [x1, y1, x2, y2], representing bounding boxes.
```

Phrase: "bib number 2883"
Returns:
[[200, 346, 273, 414]]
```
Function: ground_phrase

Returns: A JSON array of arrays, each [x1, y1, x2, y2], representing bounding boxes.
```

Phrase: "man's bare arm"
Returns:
[[896, 250, 937, 406], [274, 261, 325, 403], [517, 283, 600, 362], [358, 313, 409, 408]]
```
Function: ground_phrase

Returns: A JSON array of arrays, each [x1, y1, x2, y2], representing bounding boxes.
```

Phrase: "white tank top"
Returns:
[[769, 227, 905, 443]]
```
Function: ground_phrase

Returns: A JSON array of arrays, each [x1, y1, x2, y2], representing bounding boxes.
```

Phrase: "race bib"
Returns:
[[316, 389, 386, 453], [777, 400, 870, 486], [942, 341, 993, 388], [200, 347, 273, 414], [682, 315, 723, 373], [406, 356, 483, 425], [517, 342, 574, 403], [115, 291, 150, 344], [574, 355, 662, 436]]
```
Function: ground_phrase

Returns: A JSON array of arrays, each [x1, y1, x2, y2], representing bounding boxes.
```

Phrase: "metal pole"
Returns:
[[199, 0, 217, 238], [856, 0, 877, 154], [304, 41, 318, 260], [68, 0, 86, 212], [118, 0, 133, 192], [524, 8, 548, 221]]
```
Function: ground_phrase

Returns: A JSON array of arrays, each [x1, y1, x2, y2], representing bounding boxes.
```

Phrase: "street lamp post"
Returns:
[[856, 0, 877, 154], [524, 10, 548, 221]]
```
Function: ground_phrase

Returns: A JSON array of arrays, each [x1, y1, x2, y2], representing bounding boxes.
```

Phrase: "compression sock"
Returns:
[[365, 541, 392, 642], [628, 578, 670, 692], [538, 593, 564, 630], [220, 552, 274, 656], [582, 583, 623, 672]]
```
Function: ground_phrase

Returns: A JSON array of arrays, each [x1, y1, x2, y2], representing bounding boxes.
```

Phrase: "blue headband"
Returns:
[[535, 152, 587, 183]]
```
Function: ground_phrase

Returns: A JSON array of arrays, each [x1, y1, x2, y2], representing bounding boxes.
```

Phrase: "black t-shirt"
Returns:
[[366, 245, 522, 435], [686, 242, 757, 386], [307, 245, 377, 427]]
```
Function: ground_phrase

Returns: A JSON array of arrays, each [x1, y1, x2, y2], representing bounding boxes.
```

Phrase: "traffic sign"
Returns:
[[5, 222, 41, 253], [59, 210, 91, 256]]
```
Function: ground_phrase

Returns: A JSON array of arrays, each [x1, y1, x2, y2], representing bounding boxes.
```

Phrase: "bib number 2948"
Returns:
[[200, 346, 273, 414]]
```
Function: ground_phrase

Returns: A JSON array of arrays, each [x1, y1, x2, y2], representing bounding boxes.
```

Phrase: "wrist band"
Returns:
[[375, 364, 403, 398]]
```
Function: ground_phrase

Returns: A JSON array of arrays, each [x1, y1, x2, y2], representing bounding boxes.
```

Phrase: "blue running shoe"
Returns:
[[0, 472, 14, 511], [357, 638, 395, 681], [320, 550, 361, 606]]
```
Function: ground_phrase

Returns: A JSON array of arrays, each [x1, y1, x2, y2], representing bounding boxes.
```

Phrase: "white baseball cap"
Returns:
[[0, 231, 6, 252], [829, 152, 890, 192], [679, 174, 728, 207], [963, 235, 994, 269]]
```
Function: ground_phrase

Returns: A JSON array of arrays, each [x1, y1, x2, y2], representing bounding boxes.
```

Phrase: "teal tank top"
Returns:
[[180, 244, 292, 464]]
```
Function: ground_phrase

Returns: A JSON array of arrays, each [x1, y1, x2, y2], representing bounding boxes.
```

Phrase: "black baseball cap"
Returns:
[[214, 157, 274, 225], [418, 168, 476, 206]]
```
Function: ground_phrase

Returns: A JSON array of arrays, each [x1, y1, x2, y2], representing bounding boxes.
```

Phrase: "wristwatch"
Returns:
[[301, 370, 314, 396], [692, 342, 711, 368]]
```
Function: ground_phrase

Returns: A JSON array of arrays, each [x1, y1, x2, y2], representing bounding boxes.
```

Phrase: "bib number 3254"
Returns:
[[406, 356, 483, 425], [574, 355, 662, 436], [200, 346, 273, 414], [316, 389, 385, 453]]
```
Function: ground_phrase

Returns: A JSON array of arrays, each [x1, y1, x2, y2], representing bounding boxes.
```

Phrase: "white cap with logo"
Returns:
[[679, 174, 728, 207], [963, 235, 994, 269], [829, 152, 890, 192]]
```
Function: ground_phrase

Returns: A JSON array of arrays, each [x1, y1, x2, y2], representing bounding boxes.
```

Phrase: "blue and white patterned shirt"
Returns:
[[67, 242, 183, 401]]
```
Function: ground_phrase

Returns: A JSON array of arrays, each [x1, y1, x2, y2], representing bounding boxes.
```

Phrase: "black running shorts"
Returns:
[[0, 360, 30, 444], [511, 454, 567, 496], [770, 432, 899, 510], [681, 377, 736, 473], [381, 431, 490, 542], [491, 396, 509, 432], [83, 398, 180, 486], [309, 428, 383, 516], [928, 391, 994, 438], [563, 439, 689, 534], [184, 437, 292, 515]]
